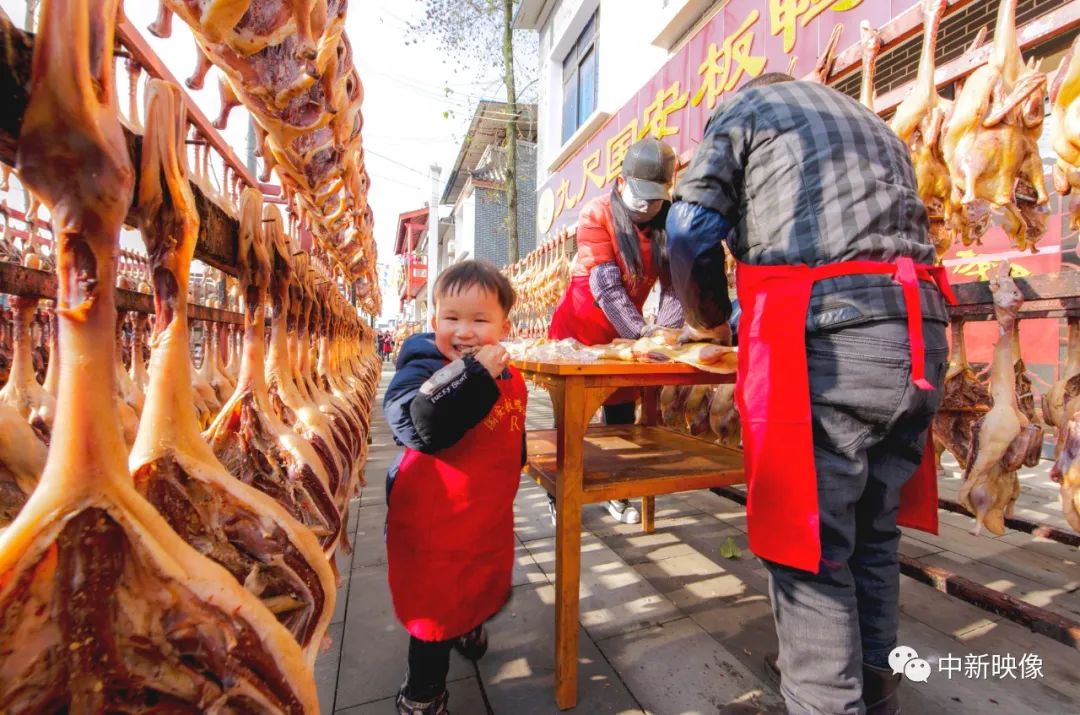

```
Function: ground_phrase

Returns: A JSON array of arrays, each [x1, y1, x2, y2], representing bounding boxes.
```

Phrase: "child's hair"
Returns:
[[433, 259, 516, 315]]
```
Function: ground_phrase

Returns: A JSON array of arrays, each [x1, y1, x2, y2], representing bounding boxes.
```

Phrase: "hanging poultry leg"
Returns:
[[3, 0, 317, 708], [131, 79, 335, 663]]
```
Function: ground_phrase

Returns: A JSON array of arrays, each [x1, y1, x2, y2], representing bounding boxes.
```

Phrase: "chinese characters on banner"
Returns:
[[538, 0, 866, 234], [769, 0, 865, 54]]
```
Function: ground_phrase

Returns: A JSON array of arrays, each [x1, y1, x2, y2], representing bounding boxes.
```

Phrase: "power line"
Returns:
[[366, 149, 434, 179], [368, 172, 424, 190]]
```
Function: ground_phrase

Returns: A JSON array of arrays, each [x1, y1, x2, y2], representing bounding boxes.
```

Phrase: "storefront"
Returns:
[[393, 206, 431, 322], [518, 0, 1080, 380]]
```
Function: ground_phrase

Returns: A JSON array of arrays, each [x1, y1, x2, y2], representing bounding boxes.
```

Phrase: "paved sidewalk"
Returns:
[[316, 365, 1080, 714]]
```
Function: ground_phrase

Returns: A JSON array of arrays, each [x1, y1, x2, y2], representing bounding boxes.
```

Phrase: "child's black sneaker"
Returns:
[[395, 688, 449, 715], [453, 625, 488, 661]]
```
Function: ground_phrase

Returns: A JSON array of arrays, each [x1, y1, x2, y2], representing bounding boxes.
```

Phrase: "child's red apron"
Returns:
[[735, 257, 956, 573], [387, 367, 527, 641]]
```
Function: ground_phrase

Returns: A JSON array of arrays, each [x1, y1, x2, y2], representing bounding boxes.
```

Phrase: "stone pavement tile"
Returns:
[[331, 563, 351, 625], [898, 576, 1001, 639], [336, 674, 486, 715], [335, 537, 355, 579], [631, 552, 780, 686], [335, 565, 473, 709], [594, 514, 739, 567], [951, 611, 1080, 702], [911, 522, 1080, 591], [523, 533, 682, 640], [999, 529, 1080, 567], [347, 497, 361, 533], [352, 505, 388, 570], [317, 621, 345, 713], [898, 534, 944, 559], [657, 529, 771, 596], [674, 489, 749, 531], [631, 551, 759, 612], [893, 613, 1077, 714], [514, 481, 555, 544], [581, 496, 708, 539], [513, 542, 549, 587], [596, 617, 784, 714], [916, 550, 1080, 622], [478, 582, 644, 715], [359, 481, 387, 508], [934, 508, 1012, 536]]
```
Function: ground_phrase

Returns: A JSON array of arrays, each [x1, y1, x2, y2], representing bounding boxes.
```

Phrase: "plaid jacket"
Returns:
[[674, 80, 948, 330]]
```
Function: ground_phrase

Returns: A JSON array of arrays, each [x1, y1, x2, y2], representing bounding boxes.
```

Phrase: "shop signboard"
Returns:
[[537, 0, 1078, 376], [537, 0, 903, 236], [404, 254, 428, 300]]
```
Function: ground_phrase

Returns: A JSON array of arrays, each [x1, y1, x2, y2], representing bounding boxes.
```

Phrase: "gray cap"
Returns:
[[622, 138, 676, 201]]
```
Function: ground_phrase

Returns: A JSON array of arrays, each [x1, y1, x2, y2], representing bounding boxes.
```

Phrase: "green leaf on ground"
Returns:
[[720, 536, 741, 560]]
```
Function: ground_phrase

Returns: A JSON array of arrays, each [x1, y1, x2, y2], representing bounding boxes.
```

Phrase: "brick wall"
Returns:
[[471, 141, 538, 268], [833, 0, 1066, 100]]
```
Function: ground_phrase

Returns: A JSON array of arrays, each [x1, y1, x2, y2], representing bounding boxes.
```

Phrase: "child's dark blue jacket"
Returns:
[[382, 332, 527, 500]]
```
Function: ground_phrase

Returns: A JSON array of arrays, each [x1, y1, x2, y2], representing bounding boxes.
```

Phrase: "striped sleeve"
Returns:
[[590, 262, 646, 339]]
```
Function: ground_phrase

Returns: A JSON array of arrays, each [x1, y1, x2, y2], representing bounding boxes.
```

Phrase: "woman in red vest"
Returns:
[[548, 137, 685, 525]]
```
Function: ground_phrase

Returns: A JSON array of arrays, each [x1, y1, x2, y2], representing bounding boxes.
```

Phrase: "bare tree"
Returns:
[[409, 0, 537, 265]]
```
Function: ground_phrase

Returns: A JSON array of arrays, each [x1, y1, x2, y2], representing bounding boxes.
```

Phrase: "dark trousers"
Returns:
[[764, 319, 948, 714], [601, 401, 636, 425], [403, 636, 454, 701]]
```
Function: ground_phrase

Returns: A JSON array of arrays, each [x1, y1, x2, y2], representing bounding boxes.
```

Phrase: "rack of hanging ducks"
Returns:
[[813, 0, 1080, 651], [835, 0, 1080, 542], [0, 1, 384, 709]]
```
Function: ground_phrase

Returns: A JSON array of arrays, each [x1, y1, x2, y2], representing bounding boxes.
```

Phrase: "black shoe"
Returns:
[[763, 652, 780, 687], [863, 663, 902, 715], [547, 497, 557, 527], [396, 687, 449, 715], [453, 625, 488, 661]]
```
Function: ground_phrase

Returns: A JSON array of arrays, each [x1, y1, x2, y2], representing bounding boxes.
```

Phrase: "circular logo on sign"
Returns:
[[537, 187, 556, 234]]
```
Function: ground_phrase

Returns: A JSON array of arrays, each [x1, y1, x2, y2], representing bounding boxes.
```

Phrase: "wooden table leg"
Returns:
[[641, 495, 655, 533], [640, 387, 659, 534], [554, 376, 586, 710]]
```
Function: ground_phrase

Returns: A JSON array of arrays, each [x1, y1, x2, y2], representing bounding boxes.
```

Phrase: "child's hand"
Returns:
[[473, 344, 510, 378]]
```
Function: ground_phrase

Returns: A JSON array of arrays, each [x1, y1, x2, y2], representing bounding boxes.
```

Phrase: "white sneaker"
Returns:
[[607, 499, 641, 524]]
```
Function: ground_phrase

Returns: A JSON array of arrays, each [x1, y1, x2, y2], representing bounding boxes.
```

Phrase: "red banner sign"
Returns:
[[401, 254, 428, 300], [536, 0, 912, 236]]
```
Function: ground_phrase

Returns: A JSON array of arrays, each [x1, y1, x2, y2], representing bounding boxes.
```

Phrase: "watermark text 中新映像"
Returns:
[[889, 646, 1044, 683]]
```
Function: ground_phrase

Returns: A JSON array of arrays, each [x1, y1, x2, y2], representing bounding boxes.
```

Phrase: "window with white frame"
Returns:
[[561, 9, 599, 144]]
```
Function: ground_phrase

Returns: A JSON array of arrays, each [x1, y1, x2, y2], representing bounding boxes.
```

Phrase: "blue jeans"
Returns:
[[764, 319, 948, 714]]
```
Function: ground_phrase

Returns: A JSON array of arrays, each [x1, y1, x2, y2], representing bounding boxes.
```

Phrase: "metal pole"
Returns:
[[245, 117, 258, 178], [426, 164, 442, 323]]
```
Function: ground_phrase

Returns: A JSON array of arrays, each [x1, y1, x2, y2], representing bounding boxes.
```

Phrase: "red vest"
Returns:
[[735, 257, 955, 572], [550, 194, 659, 345], [387, 367, 527, 640]]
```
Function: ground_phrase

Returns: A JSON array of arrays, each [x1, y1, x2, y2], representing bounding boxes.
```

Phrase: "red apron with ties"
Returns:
[[549, 276, 651, 405], [735, 257, 956, 573], [387, 367, 528, 641], [549, 274, 623, 346]]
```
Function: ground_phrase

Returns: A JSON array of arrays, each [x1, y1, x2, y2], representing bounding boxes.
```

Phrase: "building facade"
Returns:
[[514, 0, 1079, 378], [441, 101, 539, 270], [393, 206, 431, 323]]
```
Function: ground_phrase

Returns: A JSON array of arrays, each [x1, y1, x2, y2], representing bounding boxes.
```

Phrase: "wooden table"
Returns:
[[513, 359, 746, 710]]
